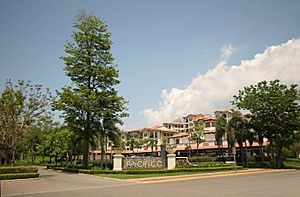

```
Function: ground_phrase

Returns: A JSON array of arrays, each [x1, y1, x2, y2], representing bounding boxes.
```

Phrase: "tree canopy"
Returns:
[[232, 80, 300, 168]]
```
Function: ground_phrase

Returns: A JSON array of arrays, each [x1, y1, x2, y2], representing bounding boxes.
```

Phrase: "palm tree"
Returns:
[[127, 138, 136, 153], [228, 116, 247, 165], [145, 138, 158, 156], [216, 116, 227, 156], [191, 121, 205, 155], [98, 117, 122, 168]]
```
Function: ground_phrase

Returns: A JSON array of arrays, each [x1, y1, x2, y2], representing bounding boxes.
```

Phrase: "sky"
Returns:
[[1, 0, 300, 130]]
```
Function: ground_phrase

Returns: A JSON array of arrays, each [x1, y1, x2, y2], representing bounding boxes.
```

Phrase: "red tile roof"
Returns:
[[170, 132, 190, 138]]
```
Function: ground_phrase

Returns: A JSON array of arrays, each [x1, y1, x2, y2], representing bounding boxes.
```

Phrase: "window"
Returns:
[[176, 139, 180, 144], [150, 132, 154, 138], [205, 122, 210, 128], [108, 142, 111, 147]]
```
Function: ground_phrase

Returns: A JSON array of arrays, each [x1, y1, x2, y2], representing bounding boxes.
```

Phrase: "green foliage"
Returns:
[[0, 166, 38, 174], [0, 80, 51, 165], [47, 166, 243, 175], [191, 122, 205, 153], [53, 10, 128, 168], [189, 156, 218, 162], [245, 162, 274, 168], [183, 162, 233, 168], [0, 173, 39, 180], [215, 116, 227, 147], [232, 80, 300, 168]]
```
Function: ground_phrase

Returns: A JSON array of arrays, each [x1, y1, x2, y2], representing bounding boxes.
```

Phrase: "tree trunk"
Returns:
[[260, 142, 264, 162], [196, 140, 199, 155], [275, 145, 283, 169], [244, 141, 248, 167], [11, 144, 16, 166], [83, 136, 90, 169], [240, 143, 244, 165], [100, 140, 105, 169]]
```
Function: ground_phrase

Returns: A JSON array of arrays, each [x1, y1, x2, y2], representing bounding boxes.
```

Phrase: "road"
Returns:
[[2, 167, 300, 197]]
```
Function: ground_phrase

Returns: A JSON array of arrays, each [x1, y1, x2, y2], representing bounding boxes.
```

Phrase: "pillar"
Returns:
[[167, 154, 176, 170], [113, 154, 124, 171]]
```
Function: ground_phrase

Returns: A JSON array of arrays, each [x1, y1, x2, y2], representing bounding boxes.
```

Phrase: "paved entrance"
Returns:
[[2, 167, 300, 197], [2, 167, 135, 197]]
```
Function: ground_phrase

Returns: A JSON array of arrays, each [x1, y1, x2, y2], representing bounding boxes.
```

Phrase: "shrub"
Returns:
[[0, 173, 39, 180], [50, 166, 242, 175], [189, 156, 218, 162], [183, 162, 233, 168], [286, 158, 300, 162], [246, 162, 274, 168], [0, 166, 38, 174], [89, 160, 113, 170]]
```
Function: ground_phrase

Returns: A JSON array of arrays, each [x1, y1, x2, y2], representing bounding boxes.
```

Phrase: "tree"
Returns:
[[145, 138, 158, 155], [53, 10, 128, 168], [215, 116, 227, 156], [227, 115, 249, 166], [232, 80, 300, 168], [191, 122, 205, 155], [127, 138, 136, 153], [98, 117, 122, 167], [0, 80, 51, 165]]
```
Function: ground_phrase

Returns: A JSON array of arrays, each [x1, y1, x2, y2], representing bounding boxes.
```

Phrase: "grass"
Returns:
[[98, 168, 246, 179], [284, 161, 300, 168]]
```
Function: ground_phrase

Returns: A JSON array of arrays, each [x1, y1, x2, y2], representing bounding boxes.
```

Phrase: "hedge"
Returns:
[[240, 162, 274, 168], [48, 166, 242, 175], [0, 166, 38, 174], [286, 158, 300, 162], [188, 156, 226, 162], [0, 173, 39, 180], [185, 162, 233, 168]]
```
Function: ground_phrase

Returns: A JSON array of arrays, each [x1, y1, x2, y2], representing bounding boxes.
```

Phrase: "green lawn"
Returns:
[[284, 161, 300, 168], [99, 169, 246, 179]]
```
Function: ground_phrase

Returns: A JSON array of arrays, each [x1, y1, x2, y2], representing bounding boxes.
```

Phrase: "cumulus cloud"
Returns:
[[142, 39, 300, 125]]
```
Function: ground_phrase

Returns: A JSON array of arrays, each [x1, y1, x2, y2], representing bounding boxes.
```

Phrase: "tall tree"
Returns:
[[232, 80, 300, 168], [0, 80, 51, 165], [53, 10, 128, 168]]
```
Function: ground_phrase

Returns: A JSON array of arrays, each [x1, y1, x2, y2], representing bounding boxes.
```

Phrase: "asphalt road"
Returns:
[[2, 167, 300, 197]]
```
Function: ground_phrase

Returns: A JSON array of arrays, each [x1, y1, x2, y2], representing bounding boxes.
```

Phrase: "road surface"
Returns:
[[2, 167, 300, 197]]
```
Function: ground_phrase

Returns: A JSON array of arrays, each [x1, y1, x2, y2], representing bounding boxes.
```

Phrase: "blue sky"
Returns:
[[1, 0, 300, 129]]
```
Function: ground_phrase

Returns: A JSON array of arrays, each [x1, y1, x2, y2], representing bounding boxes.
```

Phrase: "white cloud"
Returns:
[[142, 39, 300, 125]]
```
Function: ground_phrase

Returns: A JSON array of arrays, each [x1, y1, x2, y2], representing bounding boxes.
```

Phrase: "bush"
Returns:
[[189, 156, 218, 162], [184, 162, 233, 168], [0, 166, 38, 174], [89, 160, 113, 170], [286, 158, 300, 162], [0, 173, 39, 180], [246, 162, 274, 168], [50, 166, 243, 175]]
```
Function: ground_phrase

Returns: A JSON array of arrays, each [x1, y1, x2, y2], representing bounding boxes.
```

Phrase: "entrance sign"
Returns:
[[123, 157, 163, 169]]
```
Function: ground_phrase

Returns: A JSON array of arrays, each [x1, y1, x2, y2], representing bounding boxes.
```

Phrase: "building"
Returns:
[[91, 109, 268, 158]]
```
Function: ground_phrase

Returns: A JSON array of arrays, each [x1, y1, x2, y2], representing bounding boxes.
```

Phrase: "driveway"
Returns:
[[2, 166, 135, 197]]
